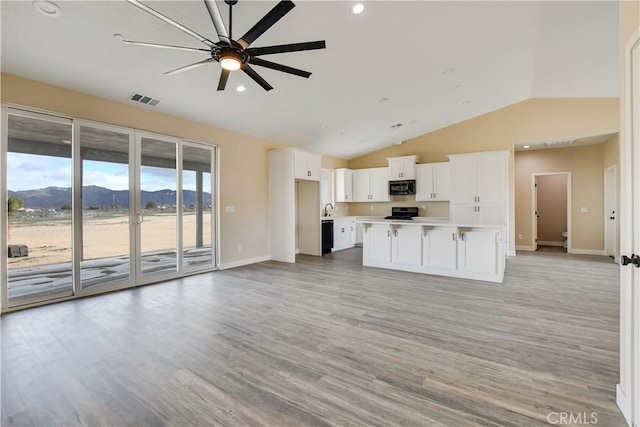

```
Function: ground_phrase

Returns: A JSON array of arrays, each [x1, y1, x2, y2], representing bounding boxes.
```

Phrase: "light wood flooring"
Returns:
[[1, 249, 625, 426]]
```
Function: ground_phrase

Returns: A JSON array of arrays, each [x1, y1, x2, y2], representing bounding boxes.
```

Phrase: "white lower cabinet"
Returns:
[[423, 228, 457, 270], [391, 226, 422, 266], [361, 222, 505, 283], [364, 225, 392, 263], [458, 229, 499, 275], [333, 217, 357, 252]]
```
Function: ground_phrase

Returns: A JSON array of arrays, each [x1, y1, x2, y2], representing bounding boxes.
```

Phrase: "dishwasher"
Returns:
[[321, 219, 333, 255]]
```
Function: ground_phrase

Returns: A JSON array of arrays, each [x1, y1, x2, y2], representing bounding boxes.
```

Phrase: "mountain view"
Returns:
[[8, 185, 211, 209]]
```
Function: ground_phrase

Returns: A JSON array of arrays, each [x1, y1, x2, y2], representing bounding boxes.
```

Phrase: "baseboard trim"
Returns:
[[570, 248, 606, 256], [616, 384, 632, 426], [537, 241, 564, 247], [515, 245, 535, 251], [218, 255, 271, 270]]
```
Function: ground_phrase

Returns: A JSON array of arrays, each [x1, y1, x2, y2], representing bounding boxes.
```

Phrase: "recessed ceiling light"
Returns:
[[443, 67, 455, 75], [455, 84, 462, 89], [523, 145, 530, 149], [32, 0, 62, 17], [390, 123, 403, 129], [351, 3, 365, 14], [462, 99, 471, 105], [236, 85, 246, 92], [379, 97, 389, 103], [320, 125, 327, 129]]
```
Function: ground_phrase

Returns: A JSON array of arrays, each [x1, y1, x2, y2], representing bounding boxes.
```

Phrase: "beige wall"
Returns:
[[348, 98, 619, 169], [515, 143, 613, 252], [1, 73, 286, 266], [536, 174, 568, 243]]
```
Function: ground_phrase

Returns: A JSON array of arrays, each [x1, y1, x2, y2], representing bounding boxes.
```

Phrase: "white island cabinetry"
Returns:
[[359, 219, 506, 283]]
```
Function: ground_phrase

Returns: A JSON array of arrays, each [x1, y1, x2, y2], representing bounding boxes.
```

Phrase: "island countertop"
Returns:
[[356, 218, 506, 229]]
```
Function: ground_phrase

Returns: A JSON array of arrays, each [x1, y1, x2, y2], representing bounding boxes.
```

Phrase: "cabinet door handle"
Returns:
[[342, 227, 345, 233], [461, 233, 465, 241], [452, 233, 456, 241], [394, 230, 398, 237], [477, 196, 480, 202], [387, 230, 390, 237]]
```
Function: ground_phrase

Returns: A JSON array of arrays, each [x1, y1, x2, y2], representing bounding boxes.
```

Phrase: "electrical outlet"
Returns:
[[370, 205, 374, 210], [580, 207, 588, 213], [421, 206, 426, 210], [518, 234, 523, 240]]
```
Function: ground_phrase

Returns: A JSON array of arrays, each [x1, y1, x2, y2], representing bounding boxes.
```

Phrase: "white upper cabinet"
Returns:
[[448, 150, 509, 226], [293, 149, 321, 181], [416, 162, 450, 201], [352, 168, 390, 202], [448, 151, 508, 204], [387, 155, 418, 180], [370, 168, 390, 201], [335, 168, 353, 202]]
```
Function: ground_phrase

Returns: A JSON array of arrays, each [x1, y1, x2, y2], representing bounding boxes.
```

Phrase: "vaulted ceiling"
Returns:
[[1, 1, 618, 159]]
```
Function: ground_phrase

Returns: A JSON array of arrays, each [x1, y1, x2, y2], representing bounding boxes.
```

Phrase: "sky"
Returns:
[[8, 153, 210, 193]]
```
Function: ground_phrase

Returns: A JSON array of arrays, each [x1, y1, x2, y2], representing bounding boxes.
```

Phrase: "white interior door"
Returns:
[[533, 176, 538, 251], [617, 28, 640, 427], [604, 165, 617, 259]]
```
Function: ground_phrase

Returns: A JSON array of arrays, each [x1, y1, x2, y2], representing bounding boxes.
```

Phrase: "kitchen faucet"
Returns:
[[323, 203, 334, 217]]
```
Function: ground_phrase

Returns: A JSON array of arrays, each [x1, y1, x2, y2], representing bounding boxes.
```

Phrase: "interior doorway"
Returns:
[[532, 172, 571, 252]]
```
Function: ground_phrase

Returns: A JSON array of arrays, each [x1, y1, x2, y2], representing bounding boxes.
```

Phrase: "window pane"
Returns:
[[6, 114, 73, 303]]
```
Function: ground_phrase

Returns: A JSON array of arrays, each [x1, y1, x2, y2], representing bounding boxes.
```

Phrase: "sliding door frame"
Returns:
[[1, 106, 219, 313]]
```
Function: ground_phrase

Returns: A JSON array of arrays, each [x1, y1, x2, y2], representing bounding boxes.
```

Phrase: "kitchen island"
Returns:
[[357, 219, 506, 283]]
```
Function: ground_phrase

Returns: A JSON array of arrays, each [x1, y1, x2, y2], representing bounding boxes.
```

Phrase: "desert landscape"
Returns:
[[7, 211, 212, 269]]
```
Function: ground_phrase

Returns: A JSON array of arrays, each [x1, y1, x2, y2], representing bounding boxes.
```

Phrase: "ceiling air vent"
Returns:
[[129, 93, 160, 107], [544, 139, 576, 147]]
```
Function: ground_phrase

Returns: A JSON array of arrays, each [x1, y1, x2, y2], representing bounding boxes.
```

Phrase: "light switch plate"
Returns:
[[225, 206, 235, 213], [580, 207, 588, 213]]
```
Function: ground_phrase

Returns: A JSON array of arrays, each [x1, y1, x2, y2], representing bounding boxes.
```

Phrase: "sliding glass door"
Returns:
[[182, 143, 215, 271], [137, 133, 179, 280], [2, 108, 218, 310], [3, 110, 74, 306], [78, 122, 134, 290]]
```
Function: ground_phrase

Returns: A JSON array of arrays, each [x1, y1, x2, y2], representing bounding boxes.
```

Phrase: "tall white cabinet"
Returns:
[[270, 148, 322, 263], [448, 150, 509, 247]]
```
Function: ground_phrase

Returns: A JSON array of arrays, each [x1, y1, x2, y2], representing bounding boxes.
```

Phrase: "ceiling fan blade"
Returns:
[[249, 57, 311, 78], [242, 64, 273, 91], [217, 69, 230, 91], [203, 0, 230, 44], [238, 1, 295, 48], [165, 58, 215, 76], [246, 40, 326, 57], [126, 0, 216, 47], [122, 39, 210, 53]]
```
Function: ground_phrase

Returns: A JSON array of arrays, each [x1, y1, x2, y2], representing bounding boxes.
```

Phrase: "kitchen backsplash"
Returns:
[[341, 200, 450, 217]]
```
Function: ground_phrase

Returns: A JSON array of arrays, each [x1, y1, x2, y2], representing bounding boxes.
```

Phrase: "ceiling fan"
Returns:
[[122, 0, 326, 91]]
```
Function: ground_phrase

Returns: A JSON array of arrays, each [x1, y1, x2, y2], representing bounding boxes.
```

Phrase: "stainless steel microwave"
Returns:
[[389, 180, 416, 195]]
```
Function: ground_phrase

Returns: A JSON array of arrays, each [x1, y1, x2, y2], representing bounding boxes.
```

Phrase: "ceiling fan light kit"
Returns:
[[123, 0, 326, 92]]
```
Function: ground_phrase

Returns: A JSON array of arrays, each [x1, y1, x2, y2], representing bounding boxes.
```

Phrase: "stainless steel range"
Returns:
[[384, 207, 419, 220]]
